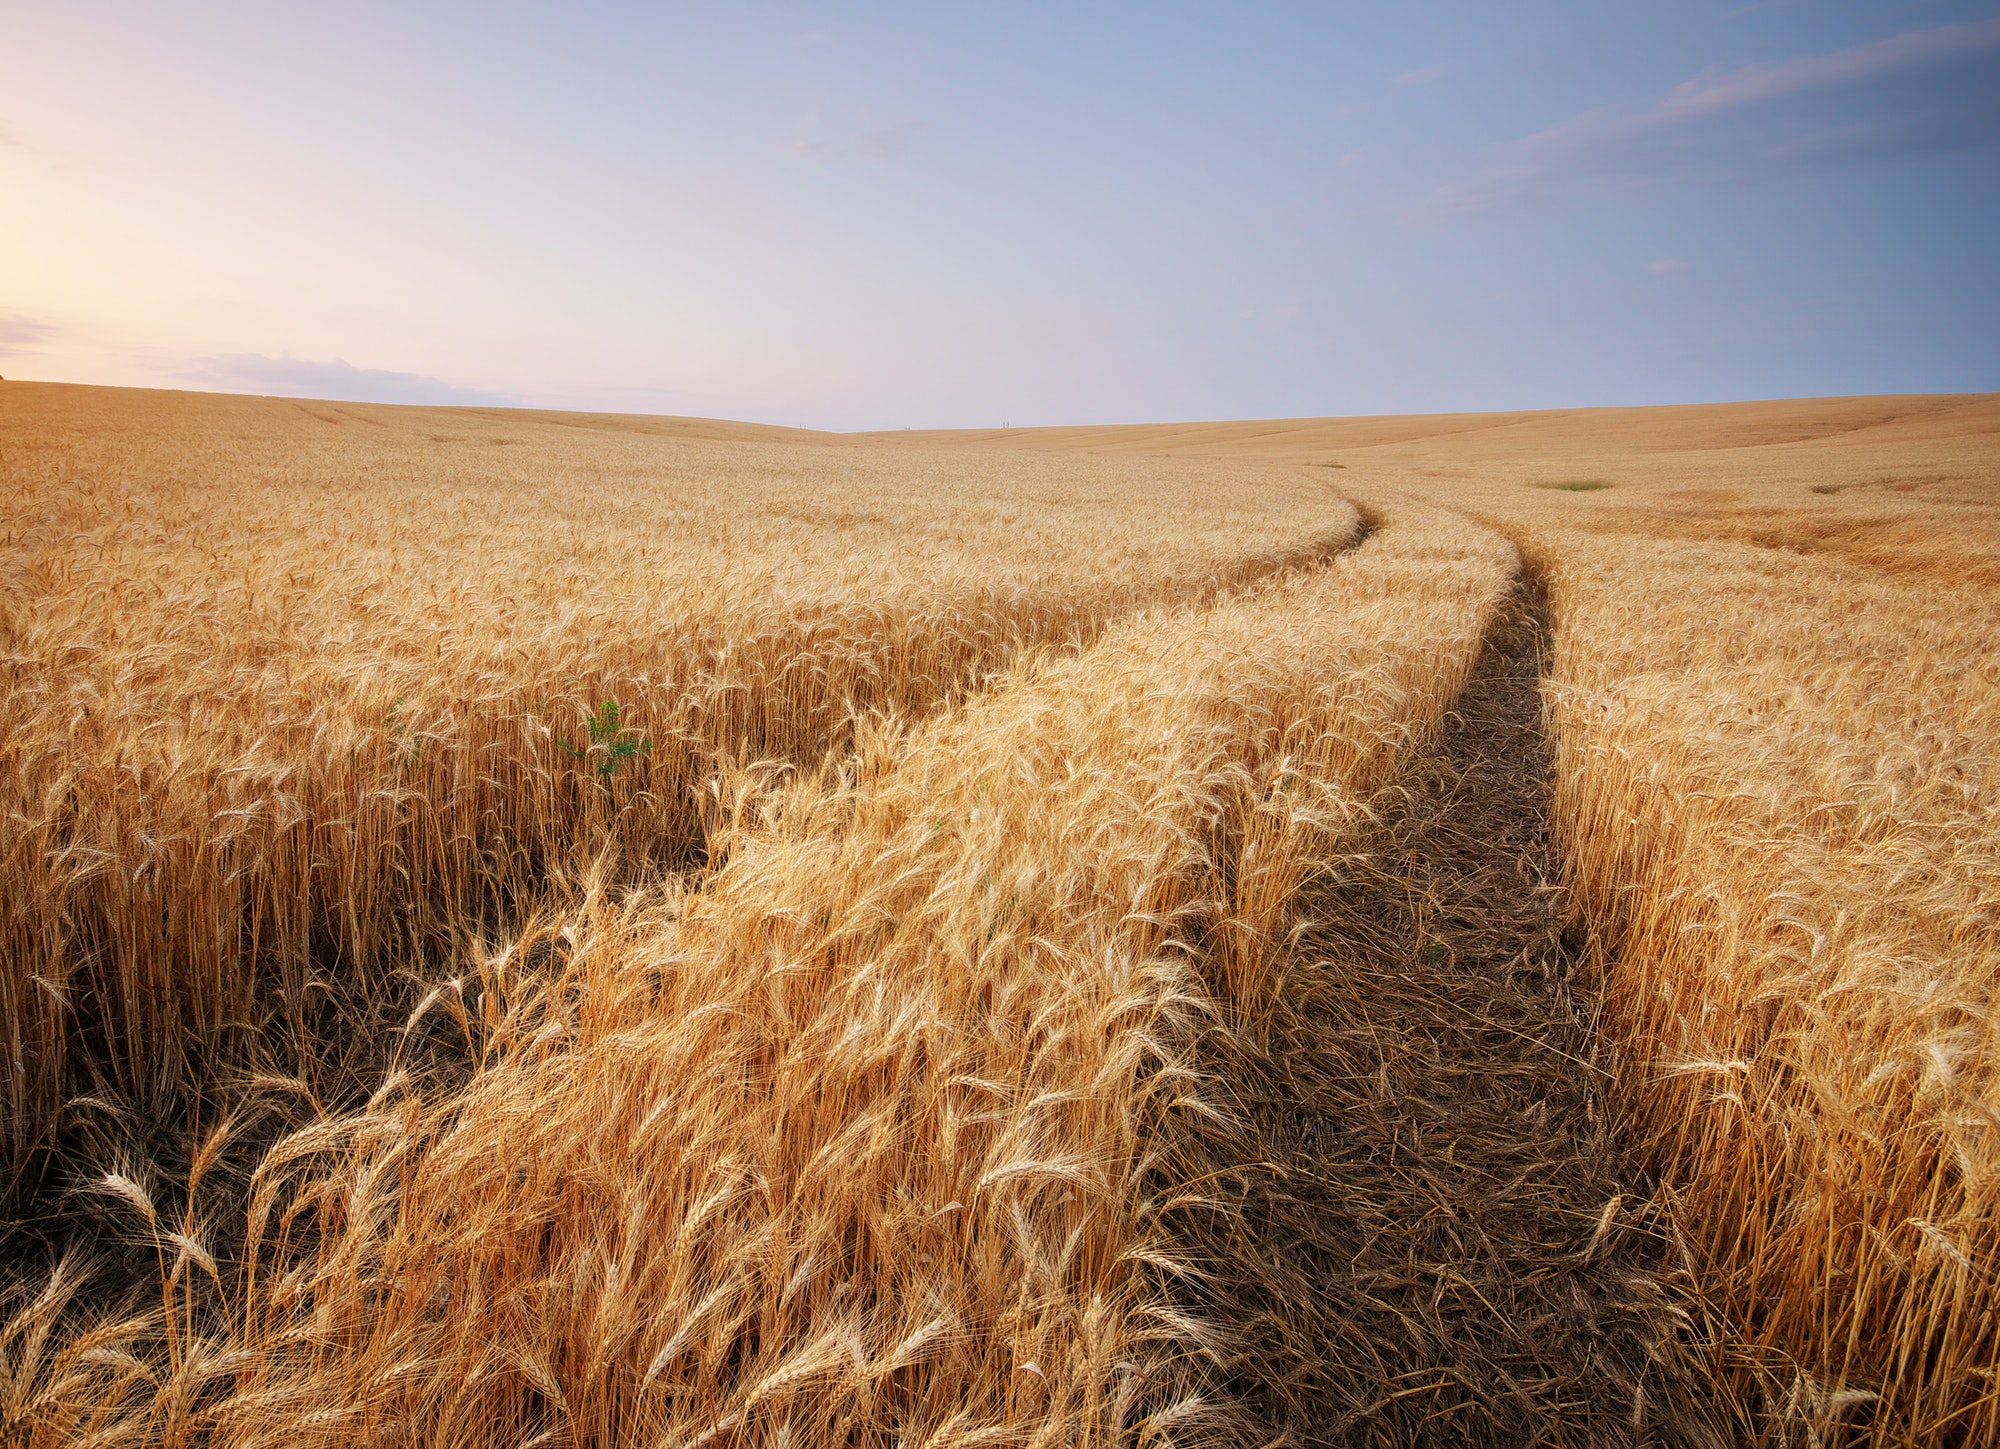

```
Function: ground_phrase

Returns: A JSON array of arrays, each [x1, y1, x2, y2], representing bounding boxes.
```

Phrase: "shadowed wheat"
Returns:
[[1, 505, 1513, 1448]]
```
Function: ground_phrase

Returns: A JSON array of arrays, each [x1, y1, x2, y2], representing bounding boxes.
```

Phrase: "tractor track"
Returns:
[[1178, 578, 1720, 1446]]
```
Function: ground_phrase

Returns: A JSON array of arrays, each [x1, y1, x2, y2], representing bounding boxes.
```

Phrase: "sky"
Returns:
[[1, 1, 1996, 428]]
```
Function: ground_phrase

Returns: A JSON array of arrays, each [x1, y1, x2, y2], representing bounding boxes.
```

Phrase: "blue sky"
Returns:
[[1, 1, 1995, 427]]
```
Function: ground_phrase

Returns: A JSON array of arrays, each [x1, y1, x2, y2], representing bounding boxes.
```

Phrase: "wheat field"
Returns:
[[0, 384, 1355, 1191], [1, 381, 1996, 1446]]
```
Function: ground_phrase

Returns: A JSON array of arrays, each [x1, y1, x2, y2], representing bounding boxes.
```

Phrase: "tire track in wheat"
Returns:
[[1172, 570, 1720, 1446]]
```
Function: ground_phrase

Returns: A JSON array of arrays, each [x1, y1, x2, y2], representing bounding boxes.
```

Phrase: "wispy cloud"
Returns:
[[1645, 259, 1689, 275], [177, 354, 518, 406], [795, 117, 929, 162], [1395, 66, 1445, 88], [0, 315, 55, 357], [1421, 18, 2000, 218]]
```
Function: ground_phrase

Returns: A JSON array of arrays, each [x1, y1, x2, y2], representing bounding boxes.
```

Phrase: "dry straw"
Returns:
[[13, 382, 1991, 1444], [1510, 510, 2000, 1444], [0, 387, 1356, 1189], [3, 504, 1512, 1447]]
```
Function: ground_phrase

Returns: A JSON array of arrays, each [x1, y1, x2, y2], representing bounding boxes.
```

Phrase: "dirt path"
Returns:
[[1177, 583, 1718, 1446]]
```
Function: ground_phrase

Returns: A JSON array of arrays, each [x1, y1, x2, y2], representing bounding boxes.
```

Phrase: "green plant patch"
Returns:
[[1532, 479, 1612, 491], [562, 698, 652, 779]]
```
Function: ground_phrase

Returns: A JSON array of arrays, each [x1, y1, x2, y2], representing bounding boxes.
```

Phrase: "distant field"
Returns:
[[1, 382, 1995, 1447]]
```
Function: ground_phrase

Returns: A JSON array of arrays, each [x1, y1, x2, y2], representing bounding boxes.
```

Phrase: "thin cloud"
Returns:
[[0, 315, 56, 357], [1421, 18, 2000, 219], [1645, 259, 1689, 275], [1652, 22, 2000, 122], [177, 354, 518, 406], [1395, 66, 1445, 87]]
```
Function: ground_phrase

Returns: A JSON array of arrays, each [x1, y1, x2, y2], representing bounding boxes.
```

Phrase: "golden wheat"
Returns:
[[972, 398, 1999, 1444], [1510, 514, 2000, 1443], [0, 384, 1355, 1189], [6, 384, 1996, 1445], [3, 503, 1512, 1448], [1333, 458, 1999, 1441]]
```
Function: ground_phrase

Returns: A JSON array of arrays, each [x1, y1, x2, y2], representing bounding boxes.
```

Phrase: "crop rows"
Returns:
[[1517, 515, 2000, 1443], [0, 390, 1356, 1190], [2, 504, 1515, 1447], [7, 386, 1994, 1446]]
